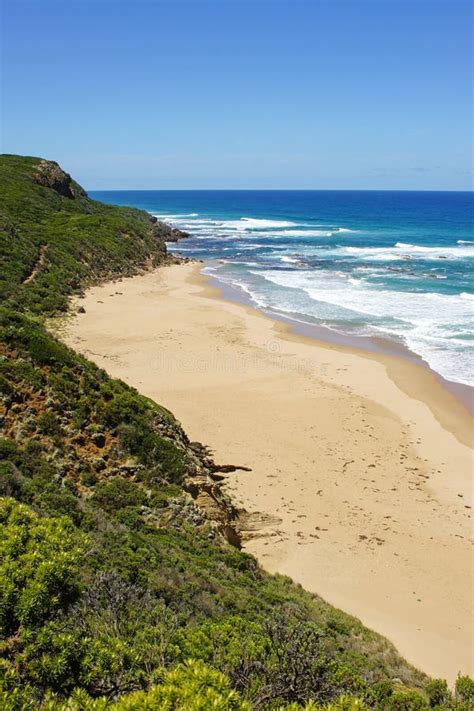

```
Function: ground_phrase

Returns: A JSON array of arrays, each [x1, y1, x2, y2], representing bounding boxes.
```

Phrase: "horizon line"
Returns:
[[87, 187, 474, 193]]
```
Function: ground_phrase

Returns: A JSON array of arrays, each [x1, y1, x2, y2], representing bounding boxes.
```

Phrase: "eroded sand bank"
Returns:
[[60, 262, 473, 683]]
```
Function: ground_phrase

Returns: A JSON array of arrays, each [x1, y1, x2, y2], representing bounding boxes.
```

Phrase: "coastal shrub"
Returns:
[[383, 689, 429, 710], [103, 391, 149, 427], [174, 616, 265, 672], [0, 461, 28, 501], [0, 686, 375, 711], [120, 660, 250, 710], [0, 684, 39, 711], [425, 679, 449, 707], [11, 573, 178, 699], [0, 373, 13, 397], [104, 399, 188, 481], [128, 430, 188, 480], [0, 439, 85, 520], [0, 498, 85, 634], [36, 409, 61, 436], [91, 478, 147, 513], [0, 438, 19, 460], [283, 698, 368, 710], [81, 470, 99, 487], [4, 661, 251, 710], [365, 680, 394, 705], [16, 622, 88, 696], [455, 676, 474, 704], [0, 439, 56, 493], [15, 326, 73, 367], [178, 614, 340, 707], [34, 486, 83, 525], [115, 505, 144, 529]]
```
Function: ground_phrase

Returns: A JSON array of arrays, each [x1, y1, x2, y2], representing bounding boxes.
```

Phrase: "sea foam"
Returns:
[[246, 268, 474, 385]]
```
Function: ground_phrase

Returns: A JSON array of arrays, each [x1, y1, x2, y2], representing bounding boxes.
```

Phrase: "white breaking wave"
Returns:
[[153, 213, 199, 219], [276, 228, 355, 238], [246, 269, 474, 385], [254, 270, 473, 322], [395, 242, 474, 256], [280, 229, 333, 237], [150, 211, 359, 242], [342, 243, 474, 261], [280, 256, 301, 264], [220, 217, 297, 230]]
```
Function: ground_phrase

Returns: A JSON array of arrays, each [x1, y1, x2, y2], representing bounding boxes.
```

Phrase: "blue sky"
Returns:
[[1, 0, 472, 189]]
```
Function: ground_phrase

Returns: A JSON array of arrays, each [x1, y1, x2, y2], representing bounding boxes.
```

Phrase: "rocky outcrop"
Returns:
[[33, 160, 87, 200], [149, 421, 244, 545], [151, 220, 189, 243], [184, 474, 243, 547]]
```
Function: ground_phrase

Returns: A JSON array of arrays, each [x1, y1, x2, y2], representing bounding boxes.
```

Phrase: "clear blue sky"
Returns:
[[1, 0, 472, 189]]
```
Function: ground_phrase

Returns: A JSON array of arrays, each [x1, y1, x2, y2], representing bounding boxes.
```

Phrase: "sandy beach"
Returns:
[[60, 261, 473, 683]]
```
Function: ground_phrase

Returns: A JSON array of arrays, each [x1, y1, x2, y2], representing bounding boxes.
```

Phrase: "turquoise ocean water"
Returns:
[[91, 191, 474, 387]]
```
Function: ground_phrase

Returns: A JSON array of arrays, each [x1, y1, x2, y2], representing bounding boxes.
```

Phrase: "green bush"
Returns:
[[15, 327, 73, 367], [36, 410, 61, 436], [455, 676, 474, 704], [103, 392, 149, 427], [0, 461, 29, 501], [0, 438, 18, 460], [384, 689, 428, 710], [118, 660, 250, 710], [91, 478, 147, 513], [425, 679, 449, 707], [0, 498, 86, 634]]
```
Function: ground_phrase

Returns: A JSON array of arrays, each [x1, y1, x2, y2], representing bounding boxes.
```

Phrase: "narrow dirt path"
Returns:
[[23, 244, 47, 284]]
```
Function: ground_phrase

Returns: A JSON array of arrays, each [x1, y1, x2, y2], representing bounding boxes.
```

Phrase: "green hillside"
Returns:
[[0, 154, 189, 315], [0, 155, 472, 710]]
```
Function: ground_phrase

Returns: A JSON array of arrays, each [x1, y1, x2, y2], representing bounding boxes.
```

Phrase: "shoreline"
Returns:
[[61, 261, 473, 683], [202, 267, 474, 418]]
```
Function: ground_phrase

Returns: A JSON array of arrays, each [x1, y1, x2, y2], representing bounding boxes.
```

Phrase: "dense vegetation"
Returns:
[[0, 155, 472, 710], [0, 155, 182, 316]]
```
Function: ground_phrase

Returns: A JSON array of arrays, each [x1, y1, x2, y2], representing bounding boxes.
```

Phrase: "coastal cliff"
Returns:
[[1, 155, 471, 710]]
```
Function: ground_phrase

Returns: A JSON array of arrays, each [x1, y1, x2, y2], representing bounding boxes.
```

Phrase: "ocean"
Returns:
[[90, 190, 474, 387]]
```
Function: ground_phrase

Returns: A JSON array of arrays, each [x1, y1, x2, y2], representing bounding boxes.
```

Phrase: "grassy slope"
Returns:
[[0, 154, 174, 315], [0, 155, 470, 710]]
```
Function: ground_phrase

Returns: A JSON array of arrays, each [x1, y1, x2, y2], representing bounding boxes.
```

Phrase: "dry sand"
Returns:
[[60, 262, 473, 683]]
